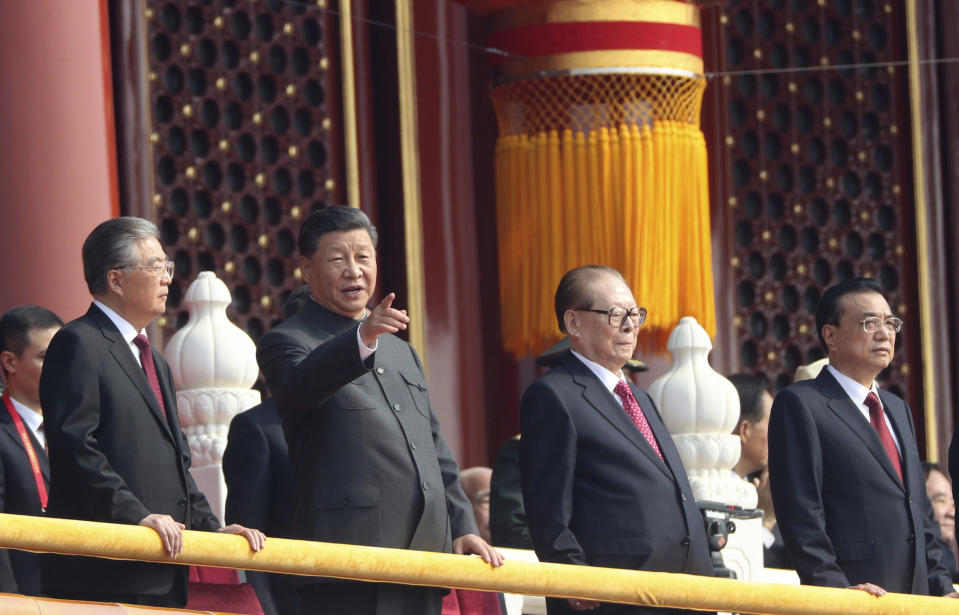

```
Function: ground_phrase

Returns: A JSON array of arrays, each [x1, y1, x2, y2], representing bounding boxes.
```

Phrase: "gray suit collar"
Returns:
[[816, 369, 905, 488]]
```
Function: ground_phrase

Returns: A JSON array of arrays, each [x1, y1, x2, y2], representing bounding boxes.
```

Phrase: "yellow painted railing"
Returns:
[[0, 513, 956, 615]]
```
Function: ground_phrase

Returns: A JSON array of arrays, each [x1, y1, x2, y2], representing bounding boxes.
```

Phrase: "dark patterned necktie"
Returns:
[[864, 392, 901, 481], [614, 380, 663, 460], [134, 334, 167, 418]]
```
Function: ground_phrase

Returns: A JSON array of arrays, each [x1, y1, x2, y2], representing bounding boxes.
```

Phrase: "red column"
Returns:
[[0, 0, 119, 320]]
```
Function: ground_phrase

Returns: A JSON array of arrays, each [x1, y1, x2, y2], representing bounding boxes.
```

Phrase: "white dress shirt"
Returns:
[[570, 350, 627, 409], [8, 395, 45, 450]]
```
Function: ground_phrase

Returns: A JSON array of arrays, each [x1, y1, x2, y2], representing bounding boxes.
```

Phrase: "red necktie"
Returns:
[[614, 380, 663, 460], [864, 392, 901, 481], [134, 334, 167, 418]]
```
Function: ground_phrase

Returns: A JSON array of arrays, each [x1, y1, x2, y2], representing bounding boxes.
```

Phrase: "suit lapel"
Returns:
[[818, 370, 903, 489], [89, 306, 175, 443], [564, 354, 672, 478], [0, 411, 50, 483]]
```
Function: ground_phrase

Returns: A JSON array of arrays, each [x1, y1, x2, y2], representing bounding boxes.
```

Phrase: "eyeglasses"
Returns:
[[123, 260, 174, 281], [859, 316, 903, 334], [577, 306, 647, 328]]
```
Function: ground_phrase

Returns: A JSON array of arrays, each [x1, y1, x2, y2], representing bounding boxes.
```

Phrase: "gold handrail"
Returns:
[[0, 513, 955, 615]]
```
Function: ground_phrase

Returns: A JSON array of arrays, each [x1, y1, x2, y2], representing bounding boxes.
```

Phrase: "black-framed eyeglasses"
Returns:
[[577, 306, 647, 328], [859, 316, 903, 334], [123, 260, 174, 281]]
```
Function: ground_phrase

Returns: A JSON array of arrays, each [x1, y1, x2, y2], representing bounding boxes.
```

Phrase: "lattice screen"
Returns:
[[144, 0, 341, 342], [718, 0, 916, 399]]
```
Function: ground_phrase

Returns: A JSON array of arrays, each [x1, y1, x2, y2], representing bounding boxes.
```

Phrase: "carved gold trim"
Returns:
[[338, 1, 360, 209], [905, 0, 936, 461], [395, 0, 427, 367], [492, 0, 701, 31], [494, 50, 703, 81]]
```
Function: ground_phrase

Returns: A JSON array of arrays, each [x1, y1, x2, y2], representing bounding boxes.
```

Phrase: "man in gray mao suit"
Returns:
[[257, 206, 502, 615]]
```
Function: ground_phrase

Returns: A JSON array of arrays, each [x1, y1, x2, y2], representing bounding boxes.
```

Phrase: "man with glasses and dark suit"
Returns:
[[769, 277, 957, 598], [519, 265, 711, 614], [39, 217, 265, 607]]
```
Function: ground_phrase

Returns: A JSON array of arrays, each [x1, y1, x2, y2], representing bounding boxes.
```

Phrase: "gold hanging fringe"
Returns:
[[491, 74, 715, 357]]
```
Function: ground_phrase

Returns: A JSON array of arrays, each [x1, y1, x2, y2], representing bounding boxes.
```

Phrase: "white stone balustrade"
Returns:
[[163, 271, 261, 521]]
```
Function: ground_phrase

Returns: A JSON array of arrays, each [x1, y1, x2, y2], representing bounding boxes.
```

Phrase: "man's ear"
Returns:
[[300, 255, 312, 284], [0, 350, 16, 376], [564, 310, 579, 338], [106, 269, 125, 296], [733, 418, 749, 439], [822, 324, 837, 354]]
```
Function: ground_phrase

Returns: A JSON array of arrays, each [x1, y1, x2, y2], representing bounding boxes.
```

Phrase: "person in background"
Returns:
[[922, 462, 958, 580], [727, 373, 789, 569], [459, 467, 493, 544], [0, 305, 62, 595]]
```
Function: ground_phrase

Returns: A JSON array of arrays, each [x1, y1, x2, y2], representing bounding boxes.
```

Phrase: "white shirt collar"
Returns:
[[826, 364, 879, 408], [93, 300, 148, 366], [7, 395, 44, 448], [570, 350, 626, 395]]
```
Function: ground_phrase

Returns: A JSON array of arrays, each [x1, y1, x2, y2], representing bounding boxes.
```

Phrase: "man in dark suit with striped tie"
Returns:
[[0, 305, 62, 595], [519, 265, 712, 614]]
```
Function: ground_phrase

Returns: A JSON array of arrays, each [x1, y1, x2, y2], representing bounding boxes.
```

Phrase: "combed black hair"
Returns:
[[297, 206, 378, 257], [728, 373, 771, 426]]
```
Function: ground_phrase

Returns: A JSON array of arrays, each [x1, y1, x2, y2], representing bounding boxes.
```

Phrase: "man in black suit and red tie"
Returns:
[[769, 277, 957, 598], [519, 265, 712, 614], [0, 305, 62, 595], [38, 216, 265, 607]]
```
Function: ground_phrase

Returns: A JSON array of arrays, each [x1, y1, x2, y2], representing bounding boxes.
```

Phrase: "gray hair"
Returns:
[[83, 217, 160, 295]]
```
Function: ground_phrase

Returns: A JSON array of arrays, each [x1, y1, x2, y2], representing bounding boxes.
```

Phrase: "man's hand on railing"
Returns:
[[452, 533, 504, 567], [216, 524, 266, 552], [567, 598, 600, 610], [138, 514, 185, 557], [849, 583, 886, 597]]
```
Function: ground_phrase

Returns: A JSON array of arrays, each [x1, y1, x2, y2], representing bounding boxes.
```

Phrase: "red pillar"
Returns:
[[0, 0, 119, 320]]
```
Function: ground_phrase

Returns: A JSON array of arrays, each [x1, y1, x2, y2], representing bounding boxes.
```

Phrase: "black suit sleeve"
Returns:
[[222, 412, 271, 530], [490, 437, 532, 549], [257, 324, 368, 424], [768, 387, 850, 588], [40, 327, 151, 525], [519, 380, 584, 565], [0, 452, 19, 592]]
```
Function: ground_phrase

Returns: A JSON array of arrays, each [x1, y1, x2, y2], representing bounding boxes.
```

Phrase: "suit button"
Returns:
[[422, 481, 430, 491], [681, 537, 691, 546], [342, 496, 351, 505], [393, 404, 401, 412], [681, 493, 687, 502], [907, 534, 916, 544], [178, 499, 186, 508], [376, 367, 385, 375], [409, 441, 417, 450]]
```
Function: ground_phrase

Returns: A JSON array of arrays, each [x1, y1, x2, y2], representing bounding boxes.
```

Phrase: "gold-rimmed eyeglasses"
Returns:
[[123, 260, 174, 281], [577, 306, 647, 328], [859, 316, 903, 334]]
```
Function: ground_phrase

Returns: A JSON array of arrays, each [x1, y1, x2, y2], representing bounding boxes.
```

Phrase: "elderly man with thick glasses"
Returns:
[[769, 277, 957, 599], [519, 265, 712, 615]]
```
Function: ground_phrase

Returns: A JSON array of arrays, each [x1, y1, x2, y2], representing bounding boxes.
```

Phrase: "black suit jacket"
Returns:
[[256, 300, 476, 615], [223, 399, 301, 615], [519, 353, 712, 615], [490, 435, 532, 549], [38, 304, 220, 602], [768, 368, 953, 595], [0, 402, 49, 595]]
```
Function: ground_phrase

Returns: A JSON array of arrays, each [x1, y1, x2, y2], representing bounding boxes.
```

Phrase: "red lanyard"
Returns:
[[2, 391, 48, 511]]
